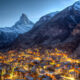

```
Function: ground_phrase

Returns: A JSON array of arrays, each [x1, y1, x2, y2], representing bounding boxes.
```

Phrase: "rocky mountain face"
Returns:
[[0, 13, 34, 49], [55, 23, 80, 55], [10, 1, 80, 56]]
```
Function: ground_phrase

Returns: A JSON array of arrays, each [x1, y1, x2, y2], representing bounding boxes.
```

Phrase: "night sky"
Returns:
[[0, 0, 78, 27]]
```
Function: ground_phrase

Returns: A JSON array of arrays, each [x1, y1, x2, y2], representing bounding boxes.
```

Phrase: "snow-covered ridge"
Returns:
[[39, 11, 59, 22], [73, 1, 80, 11], [34, 11, 59, 27]]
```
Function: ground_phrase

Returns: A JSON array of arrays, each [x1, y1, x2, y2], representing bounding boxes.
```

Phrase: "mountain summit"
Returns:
[[12, 13, 33, 33], [0, 13, 34, 49], [19, 13, 33, 25]]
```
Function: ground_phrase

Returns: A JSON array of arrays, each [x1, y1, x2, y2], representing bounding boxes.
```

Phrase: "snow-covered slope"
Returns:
[[34, 11, 59, 27], [0, 13, 34, 48], [38, 11, 59, 22], [72, 1, 80, 11]]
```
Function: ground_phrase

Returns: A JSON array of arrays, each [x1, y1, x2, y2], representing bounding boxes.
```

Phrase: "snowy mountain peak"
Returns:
[[11, 13, 34, 34], [20, 13, 31, 24], [21, 13, 27, 17], [0, 13, 34, 48], [73, 1, 80, 11], [20, 13, 28, 21]]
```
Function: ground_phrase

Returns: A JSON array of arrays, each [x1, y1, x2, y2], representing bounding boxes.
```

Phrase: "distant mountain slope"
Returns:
[[0, 13, 34, 49], [10, 1, 80, 56], [10, 11, 60, 49]]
